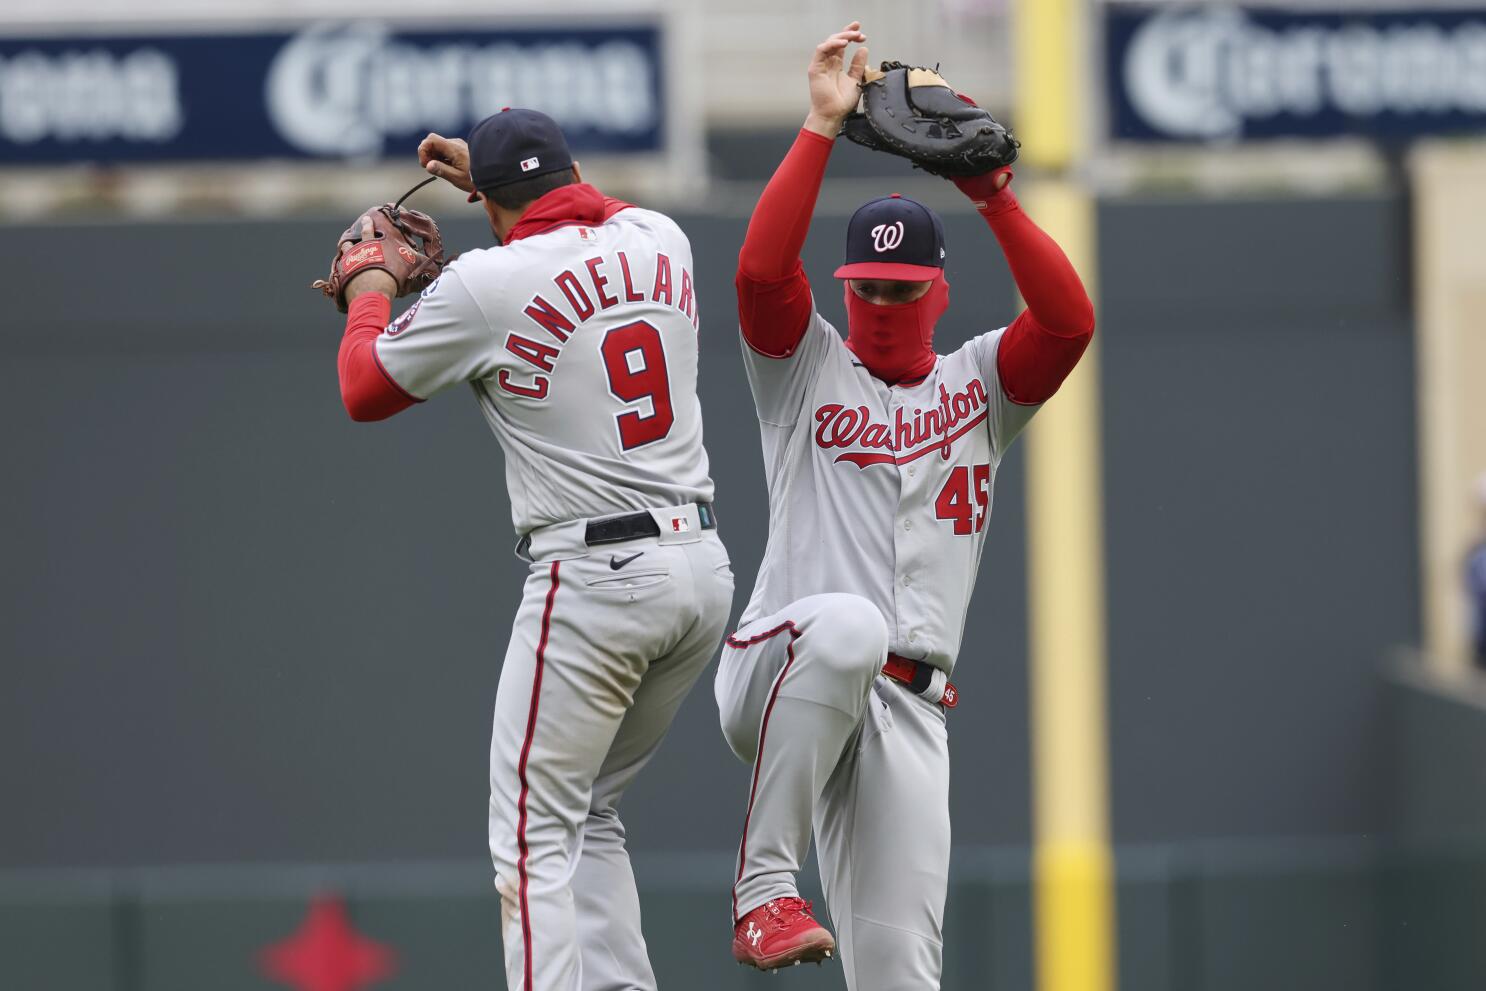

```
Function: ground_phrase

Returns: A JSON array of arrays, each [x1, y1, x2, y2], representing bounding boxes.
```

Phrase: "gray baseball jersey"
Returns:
[[369, 203, 732, 991], [376, 206, 714, 536], [737, 303, 1036, 673]]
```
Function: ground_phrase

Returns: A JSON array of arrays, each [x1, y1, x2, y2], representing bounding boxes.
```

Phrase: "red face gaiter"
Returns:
[[843, 274, 950, 385]]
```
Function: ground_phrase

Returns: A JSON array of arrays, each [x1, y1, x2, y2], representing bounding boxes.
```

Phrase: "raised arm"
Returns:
[[336, 263, 418, 422], [955, 171, 1096, 405], [737, 23, 869, 357], [336, 260, 496, 422], [338, 288, 419, 422]]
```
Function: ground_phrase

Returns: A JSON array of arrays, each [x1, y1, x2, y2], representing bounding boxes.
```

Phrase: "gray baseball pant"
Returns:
[[489, 512, 733, 991], [715, 592, 953, 990]]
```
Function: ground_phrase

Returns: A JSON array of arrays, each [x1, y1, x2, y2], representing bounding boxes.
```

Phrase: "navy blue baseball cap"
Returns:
[[467, 108, 574, 197], [834, 193, 946, 281]]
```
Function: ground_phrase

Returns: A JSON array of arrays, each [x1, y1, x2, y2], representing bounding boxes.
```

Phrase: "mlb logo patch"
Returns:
[[671, 517, 690, 533], [520, 156, 540, 172], [577, 227, 596, 241]]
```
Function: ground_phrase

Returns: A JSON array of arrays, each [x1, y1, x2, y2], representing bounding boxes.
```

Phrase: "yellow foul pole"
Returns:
[[1013, 1, 1116, 990]]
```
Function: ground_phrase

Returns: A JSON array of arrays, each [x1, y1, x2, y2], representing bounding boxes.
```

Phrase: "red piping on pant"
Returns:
[[516, 561, 560, 989], [727, 620, 800, 921]]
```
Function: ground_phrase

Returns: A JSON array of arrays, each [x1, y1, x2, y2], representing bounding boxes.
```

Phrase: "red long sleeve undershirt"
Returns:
[[735, 130, 833, 357], [338, 293, 418, 422], [736, 128, 1095, 404], [966, 177, 1096, 405]]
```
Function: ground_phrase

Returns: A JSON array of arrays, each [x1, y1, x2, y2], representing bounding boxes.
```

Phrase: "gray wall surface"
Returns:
[[1, 187, 1415, 872], [1099, 194, 1418, 842]]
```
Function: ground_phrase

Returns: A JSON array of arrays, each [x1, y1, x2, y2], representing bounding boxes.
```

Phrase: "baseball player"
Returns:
[[716, 25, 1096, 987], [327, 109, 733, 990]]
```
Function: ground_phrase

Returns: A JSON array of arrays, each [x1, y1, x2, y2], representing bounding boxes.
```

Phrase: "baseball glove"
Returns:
[[312, 202, 446, 312], [842, 62, 1019, 178]]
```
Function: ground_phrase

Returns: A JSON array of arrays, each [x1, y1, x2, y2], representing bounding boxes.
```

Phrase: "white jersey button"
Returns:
[[903, 575, 913, 586], [904, 520, 913, 531]]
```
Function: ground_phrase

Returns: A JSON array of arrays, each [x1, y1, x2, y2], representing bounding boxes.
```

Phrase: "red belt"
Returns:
[[882, 653, 959, 709]]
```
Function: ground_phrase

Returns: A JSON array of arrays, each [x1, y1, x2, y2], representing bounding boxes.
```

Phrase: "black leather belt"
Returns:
[[585, 503, 717, 546]]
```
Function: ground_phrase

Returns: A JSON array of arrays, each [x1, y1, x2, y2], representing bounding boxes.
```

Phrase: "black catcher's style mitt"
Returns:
[[842, 62, 1019, 178]]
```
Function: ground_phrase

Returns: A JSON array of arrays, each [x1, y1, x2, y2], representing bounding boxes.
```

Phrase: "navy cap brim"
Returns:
[[834, 261, 943, 281]]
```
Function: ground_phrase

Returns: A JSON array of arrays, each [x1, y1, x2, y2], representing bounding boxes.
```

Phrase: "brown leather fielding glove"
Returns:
[[842, 62, 1019, 178], [312, 204, 446, 313]]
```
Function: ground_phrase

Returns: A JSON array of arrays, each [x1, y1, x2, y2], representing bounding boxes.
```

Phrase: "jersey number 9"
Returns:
[[601, 320, 675, 450]]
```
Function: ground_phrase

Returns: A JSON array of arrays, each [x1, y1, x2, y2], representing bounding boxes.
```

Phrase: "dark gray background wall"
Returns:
[[1100, 194, 1418, 842], [0, 185, 1416, 870]]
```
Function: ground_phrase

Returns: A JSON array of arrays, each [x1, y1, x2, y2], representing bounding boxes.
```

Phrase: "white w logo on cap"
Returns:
[[870, 221, 905, 253]]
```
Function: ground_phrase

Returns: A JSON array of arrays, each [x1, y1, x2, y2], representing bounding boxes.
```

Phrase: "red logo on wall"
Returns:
[[259, 895, 398, 991]]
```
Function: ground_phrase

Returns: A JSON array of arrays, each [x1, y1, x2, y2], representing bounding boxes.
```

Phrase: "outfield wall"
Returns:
[[0, 182, 1425, 987]]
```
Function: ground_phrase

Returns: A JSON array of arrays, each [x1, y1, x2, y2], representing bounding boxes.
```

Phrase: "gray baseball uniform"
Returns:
[[715, 305, 1036, 989], [376, 205, 733, 991]]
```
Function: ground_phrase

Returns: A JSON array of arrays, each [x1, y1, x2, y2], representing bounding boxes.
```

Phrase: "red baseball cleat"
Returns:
[[732, 897, 836, 971]]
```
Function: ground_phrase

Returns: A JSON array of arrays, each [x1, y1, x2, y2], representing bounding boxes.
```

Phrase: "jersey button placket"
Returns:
[[889, 390, 918, 647], [890, 380, 934, 658]]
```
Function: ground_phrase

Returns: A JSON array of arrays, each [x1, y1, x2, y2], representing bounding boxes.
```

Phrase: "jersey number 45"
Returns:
[[935, 464, 991, 535], [601, 320, 675, 450]]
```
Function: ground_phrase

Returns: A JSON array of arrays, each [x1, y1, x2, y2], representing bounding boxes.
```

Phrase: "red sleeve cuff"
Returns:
[[796, 127, 835, 149]]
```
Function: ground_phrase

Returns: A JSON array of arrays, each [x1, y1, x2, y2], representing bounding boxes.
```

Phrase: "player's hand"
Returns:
[[419, 133, 474, 193], [805, 22, 869, 138], [340, 213, 399, 304]]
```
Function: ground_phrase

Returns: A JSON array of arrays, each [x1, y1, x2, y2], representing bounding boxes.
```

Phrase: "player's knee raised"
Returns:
[[807, 594, 888, 675]]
